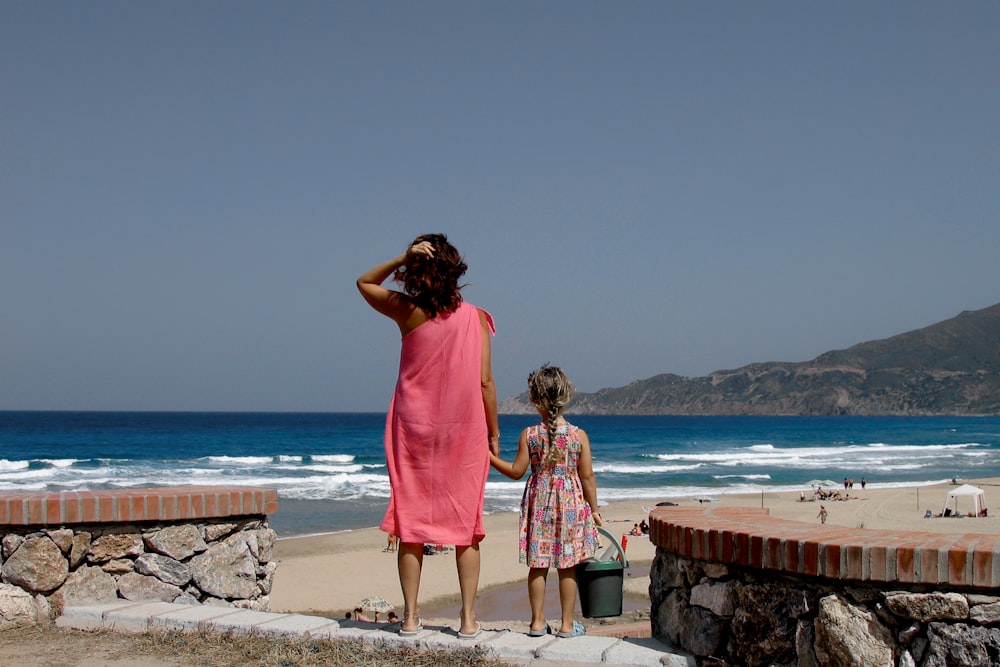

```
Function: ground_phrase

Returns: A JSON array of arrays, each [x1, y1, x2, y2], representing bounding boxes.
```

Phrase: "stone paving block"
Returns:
[[206, 608, 287, 633], [254, 613, 341, 636], [56, 602, 141, 630], [481, 629, 556, 662], [310, 624, 373, 640], [150, 603, 244, 630], [603, 637, 695, 666], [54, 602, 682, 666], [103, 601, 184, 632], [536, 634, 619, 662]]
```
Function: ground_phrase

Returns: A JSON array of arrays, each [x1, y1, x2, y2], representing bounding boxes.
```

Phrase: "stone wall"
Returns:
[[648, 506, 1000, 667], [0, 487, 278, 629]]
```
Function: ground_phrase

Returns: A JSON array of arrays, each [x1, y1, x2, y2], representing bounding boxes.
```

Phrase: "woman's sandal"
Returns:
[[557, 620, 586, 638], [457, 621, 483, 640], [399, 610, 423, 636]]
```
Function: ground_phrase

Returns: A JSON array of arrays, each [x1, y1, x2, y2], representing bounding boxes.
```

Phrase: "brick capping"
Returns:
[[0, 487, 279, 527], [648, 505, 1000, 589]]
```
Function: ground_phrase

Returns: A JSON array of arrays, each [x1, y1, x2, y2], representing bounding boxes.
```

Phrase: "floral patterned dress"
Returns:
[[518, 421, 599, 568]]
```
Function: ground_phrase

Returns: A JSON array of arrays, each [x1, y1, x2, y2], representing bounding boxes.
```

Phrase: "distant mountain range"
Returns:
[[498, 302, 1000, 416]]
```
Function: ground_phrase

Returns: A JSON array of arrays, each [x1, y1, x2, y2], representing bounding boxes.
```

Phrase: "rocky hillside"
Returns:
[[499, 302, 1000, 416]]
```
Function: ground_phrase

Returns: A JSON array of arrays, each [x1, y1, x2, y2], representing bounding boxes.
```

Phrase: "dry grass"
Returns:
[[1, 623, 512, 667]]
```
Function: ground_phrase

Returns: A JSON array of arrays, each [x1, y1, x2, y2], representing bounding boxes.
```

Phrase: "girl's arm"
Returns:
[[490, 429, 530, 480], [577, 428, 603, 526], [356, 242, 432, 334]]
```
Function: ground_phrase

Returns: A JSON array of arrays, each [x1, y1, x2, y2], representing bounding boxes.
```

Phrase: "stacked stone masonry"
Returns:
[[0, 487, 278, 629], [648, 506, 1000, 667]]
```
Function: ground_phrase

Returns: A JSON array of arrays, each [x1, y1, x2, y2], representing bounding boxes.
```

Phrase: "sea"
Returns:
[[3, 412, 999, 539]]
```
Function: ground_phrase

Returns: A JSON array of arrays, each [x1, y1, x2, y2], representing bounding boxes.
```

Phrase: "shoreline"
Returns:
[[269, 477, 1000, 625]]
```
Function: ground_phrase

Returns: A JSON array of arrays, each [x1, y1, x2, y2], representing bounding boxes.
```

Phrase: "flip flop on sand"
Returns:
[[557, 621, 586, 638], [457, 622, 483, 640]]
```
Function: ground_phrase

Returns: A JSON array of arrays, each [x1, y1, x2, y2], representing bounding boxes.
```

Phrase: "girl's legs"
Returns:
[[397, 542, 424, 631], [527, 567, 548, 632], [556, 567, 578, 634], [454, 543, 480, 635]]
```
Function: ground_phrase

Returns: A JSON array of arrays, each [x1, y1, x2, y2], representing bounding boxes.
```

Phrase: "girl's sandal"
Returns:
[[527, 623, 552, 637], [557, 620, 586, 638]]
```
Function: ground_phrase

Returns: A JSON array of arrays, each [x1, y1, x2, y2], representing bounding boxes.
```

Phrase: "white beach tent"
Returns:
[[941, 484, 987, 517]]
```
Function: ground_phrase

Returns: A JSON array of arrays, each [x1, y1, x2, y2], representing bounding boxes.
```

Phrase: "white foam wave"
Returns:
[[205, 456, 273, 465], [311, 454, 356, 463], [714, 474, 771, 480], [0, 459, 29, 471], [40, 458, 79, 468], [652, 442, 986, 469], [593, 463, 702, 474]]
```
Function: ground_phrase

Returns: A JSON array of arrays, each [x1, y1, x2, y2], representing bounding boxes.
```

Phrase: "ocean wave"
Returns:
[[40, 458, 79, 468], [311, 454, 356, 463], [0, 459, 29, 471], [204, 455, 274, 465], [593, 463, 703, 474]]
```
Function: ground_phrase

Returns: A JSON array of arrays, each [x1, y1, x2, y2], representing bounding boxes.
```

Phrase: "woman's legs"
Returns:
[[556, 567, 578, 634], [455, 543, 480, 634], [397, 542, 424, 631], [527, 567, 548, 631]]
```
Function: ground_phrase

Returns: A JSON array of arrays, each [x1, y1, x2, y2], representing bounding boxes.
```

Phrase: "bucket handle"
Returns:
[[595, 525, 629, 568]]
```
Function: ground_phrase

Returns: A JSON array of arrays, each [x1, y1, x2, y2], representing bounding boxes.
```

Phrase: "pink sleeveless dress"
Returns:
[[379, 301, 495, 546]]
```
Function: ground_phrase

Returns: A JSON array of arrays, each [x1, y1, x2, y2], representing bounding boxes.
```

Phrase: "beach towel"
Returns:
[[380, 302, 494, 546]]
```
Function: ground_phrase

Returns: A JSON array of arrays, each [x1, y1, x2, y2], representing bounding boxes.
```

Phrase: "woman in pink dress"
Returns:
[[357, 234, 499, 639]]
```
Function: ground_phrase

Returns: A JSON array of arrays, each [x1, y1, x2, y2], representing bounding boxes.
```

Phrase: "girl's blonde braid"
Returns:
[[527, 364, 574, 468]]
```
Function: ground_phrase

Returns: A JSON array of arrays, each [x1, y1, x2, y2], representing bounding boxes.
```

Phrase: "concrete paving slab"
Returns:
[[479, 629, 553, 662], [103, 601, 185, 632], [254, 613, 341, 636], [56, 602, 142, 630], [148, 603, 244, 630], [206, 608, 288, 633], [602, 637, 686, 666], [607, 637, 696, 666], [55, 602, 692, 666], [536, 634, 619, 663]]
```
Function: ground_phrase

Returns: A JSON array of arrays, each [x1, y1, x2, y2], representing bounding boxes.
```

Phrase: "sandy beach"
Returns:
[[268, 477, 1000, 628]]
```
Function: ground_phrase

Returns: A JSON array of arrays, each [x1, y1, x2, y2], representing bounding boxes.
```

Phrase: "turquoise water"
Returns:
[[2, 412, 998, 536]]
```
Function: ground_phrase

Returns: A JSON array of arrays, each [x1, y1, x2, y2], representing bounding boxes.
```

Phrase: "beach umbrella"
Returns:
[[357, 595, 393, 613]]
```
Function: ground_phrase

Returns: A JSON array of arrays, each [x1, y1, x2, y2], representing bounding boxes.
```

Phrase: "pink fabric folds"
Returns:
[[380, 302, 495, 546]]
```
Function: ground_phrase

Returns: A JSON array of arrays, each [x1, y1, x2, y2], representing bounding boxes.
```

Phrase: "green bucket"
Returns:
[[577, 526, 628, 618]]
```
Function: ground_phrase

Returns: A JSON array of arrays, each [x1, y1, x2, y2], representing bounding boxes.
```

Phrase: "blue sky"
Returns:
[[3, 2, 998, 412]]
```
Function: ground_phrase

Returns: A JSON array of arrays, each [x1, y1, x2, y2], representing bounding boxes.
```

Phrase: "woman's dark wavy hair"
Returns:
[[394, 233, 467, 318]]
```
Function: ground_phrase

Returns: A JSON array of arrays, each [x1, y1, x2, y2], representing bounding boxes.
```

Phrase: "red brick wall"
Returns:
[[648, 506, 1000, 588], [0, 487, 278, 526]]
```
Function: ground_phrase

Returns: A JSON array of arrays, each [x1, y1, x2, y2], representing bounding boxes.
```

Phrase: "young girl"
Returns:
[[490, 364, 602, 638]]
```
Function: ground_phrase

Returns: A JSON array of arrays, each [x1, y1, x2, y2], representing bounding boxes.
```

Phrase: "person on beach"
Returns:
[[818, 505, 828, 524], [357, 234, 500, 639], [489, 364, 602, 638]]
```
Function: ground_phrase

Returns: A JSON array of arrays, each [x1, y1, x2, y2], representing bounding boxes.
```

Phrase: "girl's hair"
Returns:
[[394, 233, 466, 318], [527, 364, 574, 465]]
